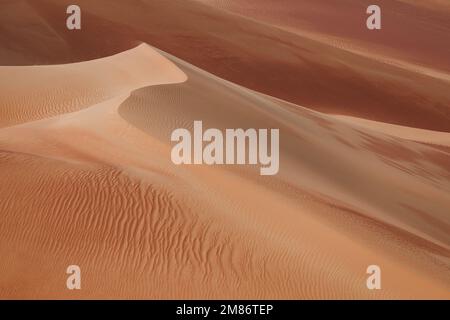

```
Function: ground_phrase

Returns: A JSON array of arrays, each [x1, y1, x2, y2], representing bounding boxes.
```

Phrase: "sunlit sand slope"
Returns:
[[0, 45, 448, 299], [1, 0, 450, 130]]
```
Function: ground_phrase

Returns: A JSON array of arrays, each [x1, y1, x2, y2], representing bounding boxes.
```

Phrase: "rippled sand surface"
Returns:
[[0, 0, 449, 299]]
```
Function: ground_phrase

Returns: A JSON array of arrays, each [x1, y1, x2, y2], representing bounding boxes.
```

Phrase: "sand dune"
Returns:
[[196, 0, 450, 72], [333, 115, 450, 147], [0, 44, 449, 299], [0, 44, 186, 128], [1, 0, 449, 130]]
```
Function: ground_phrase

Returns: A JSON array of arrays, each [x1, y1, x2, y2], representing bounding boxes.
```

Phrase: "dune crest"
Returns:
[[0, 42, 449, 299], [0, 43, 187, 128]]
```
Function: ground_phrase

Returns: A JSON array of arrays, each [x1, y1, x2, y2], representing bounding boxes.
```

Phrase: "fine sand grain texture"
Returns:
[[0, 44, 186, 128], [2, 0, 450, 130], [0, 1, 449, 299], [0, 44, 449, 299], [196, 0, 450, 72]]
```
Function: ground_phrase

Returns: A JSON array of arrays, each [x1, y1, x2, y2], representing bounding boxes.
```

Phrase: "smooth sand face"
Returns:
[[2, 0, 450, 131], [196, 0, 450, 72], [0, 1, 449, 299], [0, 44, 449, 299], [0, 44, 186, 128]]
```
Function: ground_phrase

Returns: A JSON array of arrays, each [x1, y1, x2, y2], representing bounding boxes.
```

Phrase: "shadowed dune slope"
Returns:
[[1, 0, 450, 130], [0, 44, 186, 128], [0, 45, 449, 298], [120, 51, 450, 251], [196, 0, 450, 72]]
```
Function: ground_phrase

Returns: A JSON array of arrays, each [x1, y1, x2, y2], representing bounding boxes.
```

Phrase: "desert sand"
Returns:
[[196, 0, 450, 71], [3, 0, 450, 130], [0, 1, 449, 299]]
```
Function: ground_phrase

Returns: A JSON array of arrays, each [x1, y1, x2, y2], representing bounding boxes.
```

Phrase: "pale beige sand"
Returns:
[[196, 0, 450, 72], [3, 0, 450, 131], [0, 44, 449, 299]]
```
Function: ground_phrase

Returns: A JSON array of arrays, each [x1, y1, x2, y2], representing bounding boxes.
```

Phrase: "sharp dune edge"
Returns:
[[0, 44, 449, 299], [196, 0, 450, 72], [1, 0, 449, 300], [3, 0, 450, 131]]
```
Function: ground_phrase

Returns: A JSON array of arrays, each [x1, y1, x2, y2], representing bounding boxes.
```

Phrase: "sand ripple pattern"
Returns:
[[0, 44, 449, 298]]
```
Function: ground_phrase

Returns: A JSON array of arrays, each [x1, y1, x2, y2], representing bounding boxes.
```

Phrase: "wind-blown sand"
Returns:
[[333, 115, 450, 147], [2, 0, 450, 131], [1, 0, 450, 299], [196, 0, 450, 72], [0, 44, 186, 128], [0, 44, 449, 299]]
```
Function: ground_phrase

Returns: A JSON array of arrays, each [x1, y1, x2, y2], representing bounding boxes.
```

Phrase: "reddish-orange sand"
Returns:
[[0, 1, 449, 299], [2, 0, 450, 130]]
